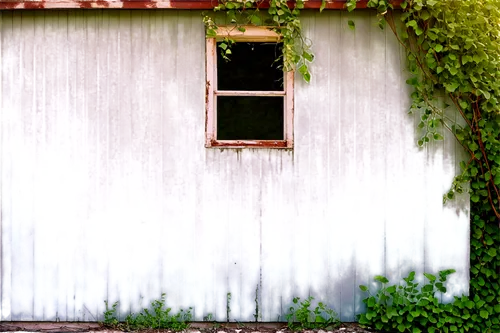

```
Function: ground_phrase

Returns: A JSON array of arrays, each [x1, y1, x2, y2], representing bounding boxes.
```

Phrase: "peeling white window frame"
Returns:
[[205, 26, 294, 148]]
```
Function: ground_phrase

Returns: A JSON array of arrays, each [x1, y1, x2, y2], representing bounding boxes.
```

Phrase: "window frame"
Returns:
[[205, 26, 294, 148]]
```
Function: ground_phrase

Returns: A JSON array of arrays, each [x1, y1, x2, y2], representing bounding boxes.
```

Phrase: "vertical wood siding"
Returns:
[[0, 10, 469, 322]]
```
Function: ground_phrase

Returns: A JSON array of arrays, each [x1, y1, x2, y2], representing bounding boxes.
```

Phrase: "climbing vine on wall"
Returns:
[[205, 0, 499, 330], [203, 0, 316, 82], [355, 0, 500, 331]]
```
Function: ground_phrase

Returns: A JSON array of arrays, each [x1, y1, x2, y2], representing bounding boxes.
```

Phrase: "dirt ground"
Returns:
[[0, 322, 377, 333]]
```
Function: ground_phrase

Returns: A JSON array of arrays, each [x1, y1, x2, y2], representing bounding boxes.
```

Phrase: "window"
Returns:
[[205, 26, 294, 148]]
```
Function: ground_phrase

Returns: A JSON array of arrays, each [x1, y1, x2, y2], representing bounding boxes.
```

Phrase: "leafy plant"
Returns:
[[359, 269, 500, 333], [285, 296, 340, 330], [226, 292, 232, 322], [103, 300, 120, 327], [347, 1, 500, 331], [102, 294, 192, 331], [203, 0, 314, 82]]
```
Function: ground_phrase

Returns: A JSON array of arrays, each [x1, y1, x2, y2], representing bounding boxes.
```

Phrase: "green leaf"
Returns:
[[480, 90, 491, 100], [480, 310, 489, 319], [346, 0, 356, 12], [348, 20, 355, 30], [206, 29, 217, 38], [434, 44, 443, 52], [407, 20, 417, 28], [320, 0, 326, 12], [444, 82, 459, 92], [303, 72, 311, 83], [303, 52, 314, 62], [375, 275, 389, 284], [424, 273, 436, 282], [250, 15, 261, 25], [420, 10, 430, 21], [359, 285, 369, 292]]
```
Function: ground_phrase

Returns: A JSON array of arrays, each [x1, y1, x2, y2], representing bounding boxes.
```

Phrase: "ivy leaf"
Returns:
[[434, 44, 443, 52], [444, 81, 459, 92], [420, 10, 430, 21], [303, 52, 314, 62], [480, 310, 489, 319], [480, 90, 491, 99], [348, 20, 356, 30], [206, 29, 217, 38], [494, 174, 500, 185], [250, 15, 261, 25], [346, 0, 356, 12], [320, 0, 326, 13]]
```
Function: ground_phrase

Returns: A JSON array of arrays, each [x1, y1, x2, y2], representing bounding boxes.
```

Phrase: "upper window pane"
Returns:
[[217, 42, 284, 91]]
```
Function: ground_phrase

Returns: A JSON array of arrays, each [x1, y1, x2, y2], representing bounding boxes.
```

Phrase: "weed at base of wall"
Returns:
[[285, 296, 340, 331], [103, 293, 192, 331]]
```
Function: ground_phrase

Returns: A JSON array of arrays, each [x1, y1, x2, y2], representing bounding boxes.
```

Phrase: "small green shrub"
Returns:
[[358, 269, 500, 333], [102, 294, 192, 331], [285, 296, 340, 330], [103, 300, 120, 327]]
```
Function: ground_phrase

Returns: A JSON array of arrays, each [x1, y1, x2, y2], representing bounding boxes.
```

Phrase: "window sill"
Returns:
[[206, 140, 292, 148]]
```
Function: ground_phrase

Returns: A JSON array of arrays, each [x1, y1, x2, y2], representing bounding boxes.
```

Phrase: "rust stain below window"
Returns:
[[209, 140, 288, 148]]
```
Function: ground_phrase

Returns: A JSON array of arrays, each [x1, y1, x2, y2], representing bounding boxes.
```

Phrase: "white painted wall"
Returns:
[[0, 9, 469, 322]]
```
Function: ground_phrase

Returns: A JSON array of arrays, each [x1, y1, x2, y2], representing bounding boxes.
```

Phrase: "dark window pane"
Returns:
[[217, 42, 284, 91], [217, 96, 284, 140]]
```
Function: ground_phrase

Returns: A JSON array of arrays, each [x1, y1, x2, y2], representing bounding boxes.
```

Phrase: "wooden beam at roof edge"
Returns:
[[0, 0, 403, 10]]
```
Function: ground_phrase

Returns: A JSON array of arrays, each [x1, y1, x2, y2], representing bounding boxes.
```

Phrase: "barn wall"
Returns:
[[0, 10, 469, 322]]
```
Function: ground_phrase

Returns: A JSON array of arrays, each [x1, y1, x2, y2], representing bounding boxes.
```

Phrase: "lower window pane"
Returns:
[[217, 96, 284, 140]]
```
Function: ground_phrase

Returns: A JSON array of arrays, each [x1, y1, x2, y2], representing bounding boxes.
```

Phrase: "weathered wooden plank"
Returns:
[[382, 9, 424, 289], [354, 11, 388, 311], [0, 10, 14, 322], [70, 9, 88, 321]]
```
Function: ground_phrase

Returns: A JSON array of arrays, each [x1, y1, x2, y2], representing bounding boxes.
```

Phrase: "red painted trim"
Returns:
[[0, 0, 403, 10]]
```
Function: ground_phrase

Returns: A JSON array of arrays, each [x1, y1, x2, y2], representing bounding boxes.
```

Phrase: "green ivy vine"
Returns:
[[205, 0, 500, 330], [203, 0, 315, 82], [354, 0, 500, 331]]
